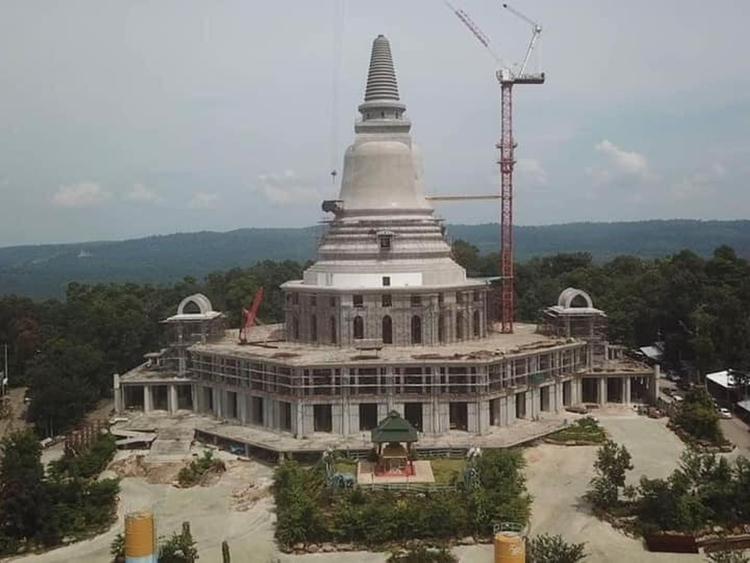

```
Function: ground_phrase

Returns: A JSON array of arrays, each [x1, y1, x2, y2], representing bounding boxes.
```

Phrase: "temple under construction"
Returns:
[[115, 35, 656, 455]]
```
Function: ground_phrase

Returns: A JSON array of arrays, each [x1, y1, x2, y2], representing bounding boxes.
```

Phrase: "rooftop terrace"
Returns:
[[189, 322, 583, 367]]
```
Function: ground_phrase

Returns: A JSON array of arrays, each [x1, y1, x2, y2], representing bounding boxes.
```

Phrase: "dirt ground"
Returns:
[[16, 412, 708, 563], [19, 448, 280, 563], [459, 411, 704, 563], [720, 416, 750, 459]]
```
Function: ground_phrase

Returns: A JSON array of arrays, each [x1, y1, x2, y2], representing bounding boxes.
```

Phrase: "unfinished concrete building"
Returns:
[[116, 35, 656, 452]]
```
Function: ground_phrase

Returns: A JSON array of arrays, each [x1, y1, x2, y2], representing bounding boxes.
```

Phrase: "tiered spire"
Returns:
[[364, 35, 400, 101]]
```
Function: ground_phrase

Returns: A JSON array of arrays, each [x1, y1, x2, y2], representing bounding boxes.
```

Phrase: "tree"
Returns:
[[0, 431, 52, 546], [527, 534, 587, 563], [587, 440, 632, 510], [158, 521, 199, 562], [25, 339, 103, 436], [673, 387, 722, 444], [451, 240, 482, 275], [110, 533, 125, 563]]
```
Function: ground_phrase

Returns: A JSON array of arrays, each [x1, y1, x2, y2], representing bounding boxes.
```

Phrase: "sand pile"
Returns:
[[109, 454, 186, 484]]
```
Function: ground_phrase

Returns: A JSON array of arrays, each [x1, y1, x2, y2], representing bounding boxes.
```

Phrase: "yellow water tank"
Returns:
[[494, 532, 525, 563], [125, 511, 157, 563]]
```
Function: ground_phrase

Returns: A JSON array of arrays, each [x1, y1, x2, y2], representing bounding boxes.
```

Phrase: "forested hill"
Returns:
[[2, 219, 750, 299]]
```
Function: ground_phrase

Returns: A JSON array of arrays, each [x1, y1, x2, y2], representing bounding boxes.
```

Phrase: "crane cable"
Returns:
[[329, 0, 345, 187]]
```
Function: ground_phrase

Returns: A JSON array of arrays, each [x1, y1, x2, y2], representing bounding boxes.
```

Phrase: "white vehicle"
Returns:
[[718, 407, 732, 419]]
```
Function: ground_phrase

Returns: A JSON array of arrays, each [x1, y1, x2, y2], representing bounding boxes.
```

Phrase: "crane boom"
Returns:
[[502, 3, 542, 77], [239, 287, 265, 344], [444, 1, 501, 63], [502, 3, 541, 30]]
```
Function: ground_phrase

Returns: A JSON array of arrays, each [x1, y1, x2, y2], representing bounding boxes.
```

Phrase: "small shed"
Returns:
[[371, 411, 418, 475]]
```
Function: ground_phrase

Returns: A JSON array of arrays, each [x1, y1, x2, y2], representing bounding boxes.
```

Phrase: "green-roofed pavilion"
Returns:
[[371, 411, 418, 476], [371, 410, 418, 444]]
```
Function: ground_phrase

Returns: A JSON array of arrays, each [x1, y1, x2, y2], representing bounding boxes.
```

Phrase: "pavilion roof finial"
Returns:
[[364, 34, 400, 102]]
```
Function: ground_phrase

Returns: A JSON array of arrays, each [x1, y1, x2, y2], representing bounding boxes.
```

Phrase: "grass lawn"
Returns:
[[334, 459, 358, 475], [429, 458, 466, 485]]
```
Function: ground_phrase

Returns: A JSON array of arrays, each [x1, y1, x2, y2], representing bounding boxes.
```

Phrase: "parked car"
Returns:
[[718, 407, 732, 419]]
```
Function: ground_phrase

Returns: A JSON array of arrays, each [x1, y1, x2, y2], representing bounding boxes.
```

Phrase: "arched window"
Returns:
[[292, 316, 300, 340], [438, 313, 445, 343], [473, 310, 480, 338], [311, 314, 317, 342], [353, 316, 364, 340], [330, 316, 337, 344], [382, 315, 393, 344], [456, 312, 464, 341], [411, 315, 422, 345]]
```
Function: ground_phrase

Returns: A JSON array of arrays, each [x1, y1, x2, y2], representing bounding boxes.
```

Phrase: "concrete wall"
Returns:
[[285, 288, 488, 347]]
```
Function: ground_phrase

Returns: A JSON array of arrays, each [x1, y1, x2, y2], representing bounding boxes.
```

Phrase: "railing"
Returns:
[[358, 482, 458, 493]]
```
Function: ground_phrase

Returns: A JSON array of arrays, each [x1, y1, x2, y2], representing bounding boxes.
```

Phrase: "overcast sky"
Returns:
[[1, 0, 748, 246]]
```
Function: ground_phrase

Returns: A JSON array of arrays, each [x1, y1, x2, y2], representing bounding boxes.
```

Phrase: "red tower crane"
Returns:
[[446, 2, 545, 333]]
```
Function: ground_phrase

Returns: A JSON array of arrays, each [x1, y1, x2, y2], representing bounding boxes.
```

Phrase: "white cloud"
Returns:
[[596, 140, 649, 176], [124, 183, 162, 204], [586, 140, 655, 190], [187, 192, 219, 210], [254, 170, 322, 205], [672, 162, 727, 201], [516, 158, 548, 189], [51, 182, 110, 207]]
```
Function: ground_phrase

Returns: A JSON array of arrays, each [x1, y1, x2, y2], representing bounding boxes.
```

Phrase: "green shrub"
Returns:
[[272, 461, 328, 547], [273, 450, 529, 550], [387, 546, 457, 562], [177, 450, 226, 488], [673, 388, 723, 445], [527, 533, 587, 563], [549, 417, 606, 444], [49, 433, 117, 480]]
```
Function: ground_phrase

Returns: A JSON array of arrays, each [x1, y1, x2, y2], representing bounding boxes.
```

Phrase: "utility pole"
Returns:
[[1, 343, 7, 397]]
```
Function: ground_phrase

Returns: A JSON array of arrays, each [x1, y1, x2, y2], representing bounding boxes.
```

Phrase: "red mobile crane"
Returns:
[[239, 287, 265, 344]]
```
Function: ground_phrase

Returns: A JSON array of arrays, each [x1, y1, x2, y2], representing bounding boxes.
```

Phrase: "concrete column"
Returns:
[[191, 385, 198, 413], [599, 377, 607, 405], [526, 389, 534, 420], [332, 403, 344, 434], [624, 377, 632, 405], [293, 401, 302, 437], [477, 400, 490, 434], [436, 402, 449, 434], [492, 398, 502, 427], [263, 398, 274, 430], [113, 374, 122, 413], [385, 366, 395, 412], [238, 393, 248, 423], [212, 388, 221, 417], [377, 402, 389, 422], [143, 385, 153, 413], [168, 385, 178, 414], [303, 403, 315, 436]]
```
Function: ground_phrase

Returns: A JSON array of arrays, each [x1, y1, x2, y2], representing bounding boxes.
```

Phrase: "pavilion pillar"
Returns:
[[143, 385, 153, 413]]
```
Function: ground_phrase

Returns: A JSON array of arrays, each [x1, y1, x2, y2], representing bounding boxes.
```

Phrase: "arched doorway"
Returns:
[[353, 315, 364, 340], [382, 315, 393, 344], [411, 315, 422, 345]]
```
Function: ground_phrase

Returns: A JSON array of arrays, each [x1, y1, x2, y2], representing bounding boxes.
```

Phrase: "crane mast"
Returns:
[[446, 1, 545, 333]]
